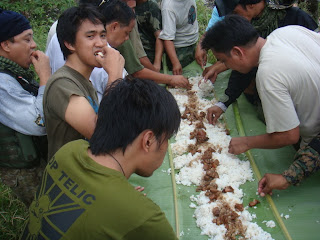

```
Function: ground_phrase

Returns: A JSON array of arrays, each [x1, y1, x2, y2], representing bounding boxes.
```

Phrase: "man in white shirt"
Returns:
[[201, 15, 320, 196]]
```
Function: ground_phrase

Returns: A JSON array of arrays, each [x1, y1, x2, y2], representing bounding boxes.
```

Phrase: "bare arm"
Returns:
[[132, 68, 189, 88], [229, 126, 300, 155], [163, 40, 182, 75], [139, 56, 158, 72], [195, 34, 207, 68], [65, 95, 97, 139], [153, 30, 164, 72]]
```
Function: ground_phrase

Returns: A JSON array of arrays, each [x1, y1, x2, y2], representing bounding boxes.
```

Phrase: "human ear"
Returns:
[[64, 41, 75, 52], [110, 22, 119, 32], [142, 130, 155, 152], [231, 46, 244, 59], [0, 40, 11, 52]]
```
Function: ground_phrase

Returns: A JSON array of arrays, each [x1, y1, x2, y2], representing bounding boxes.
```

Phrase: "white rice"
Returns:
[[168, 75, 274, 240]]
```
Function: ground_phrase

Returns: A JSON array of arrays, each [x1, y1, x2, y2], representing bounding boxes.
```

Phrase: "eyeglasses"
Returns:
[[99, 0, 109, 7]]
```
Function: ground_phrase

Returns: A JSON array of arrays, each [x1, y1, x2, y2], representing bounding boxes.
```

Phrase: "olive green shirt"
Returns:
[[21, 140, 178, 240]]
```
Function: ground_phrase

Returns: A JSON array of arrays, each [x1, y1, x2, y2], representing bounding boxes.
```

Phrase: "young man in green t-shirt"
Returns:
[[21, 77, 180, 240], [44, 5, 125, 160]]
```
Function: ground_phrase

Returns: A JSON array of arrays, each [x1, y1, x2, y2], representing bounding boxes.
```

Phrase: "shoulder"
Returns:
[[282, 7, 318, 30], [0, 72, 27, 91]]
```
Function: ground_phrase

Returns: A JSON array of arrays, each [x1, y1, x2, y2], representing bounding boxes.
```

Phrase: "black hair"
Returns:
[[78, 0, 135, 26], [90, 77, 181, 155], [238, 0, 263, 9], [201, 15, 259, 55], [57, 6, 106, 60]]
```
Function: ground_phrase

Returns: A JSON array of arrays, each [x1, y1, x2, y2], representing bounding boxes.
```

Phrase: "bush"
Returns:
[[0, 0, 74, 51]]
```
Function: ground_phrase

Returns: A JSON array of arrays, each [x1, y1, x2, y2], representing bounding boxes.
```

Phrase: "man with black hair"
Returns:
[[0, 9, 51, 206], [198, 0, 318, 125], [47, 0, 189, 95], [202, 15, 320, 196], [44, 6, 125, 160], [47, 0, 134, 102], [22, 77, 180, 240]]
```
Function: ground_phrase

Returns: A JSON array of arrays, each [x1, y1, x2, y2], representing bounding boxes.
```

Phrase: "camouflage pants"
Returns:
[[283, 134, 320, 186], [0, 160, 46, 207], [166, 43, 196, 70]]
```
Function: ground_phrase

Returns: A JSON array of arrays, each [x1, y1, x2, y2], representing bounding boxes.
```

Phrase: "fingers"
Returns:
[[258, 177, 267, 196], [258, 175, 273, 197], [212, 113, 220, 125], [135, 186, 145, 192], [201, 54, 207, 69], [207, 108, 214, 124], [208, 72, 218, 84], [173, 68, 182, 75], [207, 107, 222, 125], [195, 56, 202, 66], [135, 186, 146, 196]]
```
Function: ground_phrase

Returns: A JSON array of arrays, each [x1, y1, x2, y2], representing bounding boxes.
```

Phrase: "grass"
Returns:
[[196, 0, 217, 64], [0, 186, 27, 240]]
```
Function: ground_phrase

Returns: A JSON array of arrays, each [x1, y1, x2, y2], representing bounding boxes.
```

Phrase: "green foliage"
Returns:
[[0, 0, 75, 51], [196, 0, 217, 64]]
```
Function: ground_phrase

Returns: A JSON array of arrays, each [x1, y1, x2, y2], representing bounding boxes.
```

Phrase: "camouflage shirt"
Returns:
[[135, 0, 162, 62], [283, 134, 320, 185]]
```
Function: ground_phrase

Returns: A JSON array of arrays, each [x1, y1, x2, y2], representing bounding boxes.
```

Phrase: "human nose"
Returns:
[[31, 39, 37, 49], [96, 36, 106, 47]]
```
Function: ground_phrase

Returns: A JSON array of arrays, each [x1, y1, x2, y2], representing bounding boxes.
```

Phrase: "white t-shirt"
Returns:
[[159, 0, 199, 47], [257, 26, 320, 146], [46, 33, 127, 103]]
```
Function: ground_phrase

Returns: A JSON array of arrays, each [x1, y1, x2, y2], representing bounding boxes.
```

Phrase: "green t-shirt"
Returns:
[[129, 21, 147, 59], [117, 40, 144, 75], [21, 140, 178, 240], [136, 0, 162, 62], [43, 66, 99, 160]]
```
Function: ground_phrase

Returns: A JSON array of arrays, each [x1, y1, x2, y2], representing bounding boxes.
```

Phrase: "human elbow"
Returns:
[[286, 127, 300, 145]]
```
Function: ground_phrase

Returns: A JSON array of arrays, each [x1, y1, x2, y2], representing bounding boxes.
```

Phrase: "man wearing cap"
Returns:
[[198, 0, 318, 125], [0, 9, 51, 206]]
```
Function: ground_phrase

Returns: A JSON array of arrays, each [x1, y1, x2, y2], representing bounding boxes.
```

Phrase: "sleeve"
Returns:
[[257, 73, 300, 134], [220, 68, 257, 108], [46, 78, 86, 122], [0, 75, 46, 136], [129, 22, 147, 59], [206, 7, 223, 31], [282, 138, 320, 185], [46, 33, 66, 74], [158, 9, 177, 41], [123, 211, 178, 240], [117, 40, 144, 75], [280, 7, 318, 31], [150, 2, 162, 31]]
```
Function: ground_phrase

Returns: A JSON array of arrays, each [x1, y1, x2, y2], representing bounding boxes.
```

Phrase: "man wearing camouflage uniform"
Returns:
[[0, 9, 51, 206], [136, 0, 164, 72]]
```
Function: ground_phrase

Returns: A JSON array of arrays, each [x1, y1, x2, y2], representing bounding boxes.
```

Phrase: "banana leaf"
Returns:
[[129, 61, 320, 240]]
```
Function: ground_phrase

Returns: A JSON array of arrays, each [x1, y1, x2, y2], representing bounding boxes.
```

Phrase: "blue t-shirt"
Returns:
[[206, 7, 224, 31]]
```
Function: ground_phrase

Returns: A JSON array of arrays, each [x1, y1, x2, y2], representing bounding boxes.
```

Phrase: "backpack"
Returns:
[[0, 70, 48, 168]]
